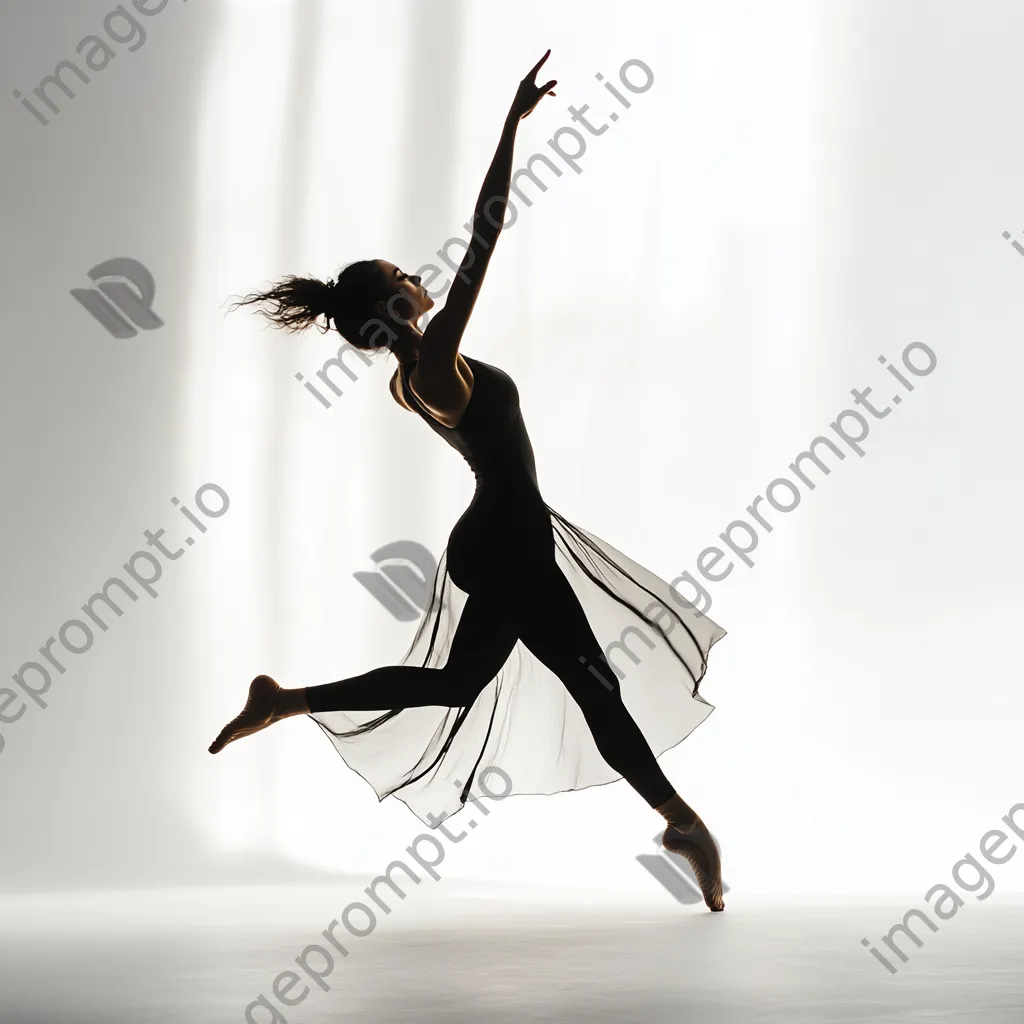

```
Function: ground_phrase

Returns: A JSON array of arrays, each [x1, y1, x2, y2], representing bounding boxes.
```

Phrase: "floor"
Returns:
[[0, 885, 1020, 1023]]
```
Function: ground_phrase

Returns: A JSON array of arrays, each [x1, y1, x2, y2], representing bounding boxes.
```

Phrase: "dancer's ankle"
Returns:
[[656, 793, 700, 832], [276, 685, 310, 720]]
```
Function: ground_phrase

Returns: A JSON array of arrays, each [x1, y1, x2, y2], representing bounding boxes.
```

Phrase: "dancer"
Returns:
[[213, 51, 728, 910]]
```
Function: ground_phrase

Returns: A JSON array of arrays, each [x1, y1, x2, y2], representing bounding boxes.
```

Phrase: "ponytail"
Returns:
[[230, 260, 396, 350], [229, 274, 336, 333]]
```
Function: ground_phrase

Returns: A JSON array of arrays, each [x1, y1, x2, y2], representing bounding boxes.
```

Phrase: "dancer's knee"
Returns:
[[435, 664, 488, 706], [557, 651, 621, 700]]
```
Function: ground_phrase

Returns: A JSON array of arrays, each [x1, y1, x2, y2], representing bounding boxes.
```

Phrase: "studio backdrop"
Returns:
[[2, 0, 1023, 897]]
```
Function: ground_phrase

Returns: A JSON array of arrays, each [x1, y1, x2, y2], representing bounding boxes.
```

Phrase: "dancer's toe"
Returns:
[[663, 821, 725, 912], [208, 674, 280, 754]]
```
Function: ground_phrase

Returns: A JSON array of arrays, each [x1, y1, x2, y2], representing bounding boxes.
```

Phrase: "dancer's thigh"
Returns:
[[443, 590, 520, 683], [516, 565, 620, 699]]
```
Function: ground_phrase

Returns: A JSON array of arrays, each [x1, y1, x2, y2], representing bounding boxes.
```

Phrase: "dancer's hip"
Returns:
[[445, 489, 556, 597]]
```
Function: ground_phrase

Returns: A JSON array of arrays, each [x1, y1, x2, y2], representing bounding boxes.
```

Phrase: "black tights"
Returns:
[[305, 565, 677, 809]]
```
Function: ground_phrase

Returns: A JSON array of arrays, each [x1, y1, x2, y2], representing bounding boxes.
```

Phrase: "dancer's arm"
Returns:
[[418, 51, 557, 377]]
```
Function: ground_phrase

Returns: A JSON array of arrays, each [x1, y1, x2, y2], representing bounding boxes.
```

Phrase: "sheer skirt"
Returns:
[[310, 505, 727, 825]]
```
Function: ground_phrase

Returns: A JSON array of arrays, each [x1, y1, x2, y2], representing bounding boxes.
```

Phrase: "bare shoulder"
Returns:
[[409, 352, 474, 389], [406, 354, 475, 429]]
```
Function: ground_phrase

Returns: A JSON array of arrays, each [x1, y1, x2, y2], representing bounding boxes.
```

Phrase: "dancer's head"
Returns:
[[231, 259, 434, 352]]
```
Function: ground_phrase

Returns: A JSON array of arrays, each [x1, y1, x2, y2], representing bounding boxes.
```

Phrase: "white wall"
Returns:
[[2, 0, 1023, 897]]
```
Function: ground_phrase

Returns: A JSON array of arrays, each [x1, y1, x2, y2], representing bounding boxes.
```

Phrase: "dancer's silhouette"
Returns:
[[213, 51, 727, 910]]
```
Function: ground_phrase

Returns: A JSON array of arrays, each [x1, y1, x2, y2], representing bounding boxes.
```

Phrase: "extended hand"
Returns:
[[511, 49, 557, 121]]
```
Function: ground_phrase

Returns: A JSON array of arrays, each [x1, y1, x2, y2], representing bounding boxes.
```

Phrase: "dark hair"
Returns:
[[230, 259, 397, 350]]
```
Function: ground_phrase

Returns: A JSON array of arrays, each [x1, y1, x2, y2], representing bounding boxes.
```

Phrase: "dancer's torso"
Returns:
[[399, 355, 558, 594], [399, 355, 542, 499]]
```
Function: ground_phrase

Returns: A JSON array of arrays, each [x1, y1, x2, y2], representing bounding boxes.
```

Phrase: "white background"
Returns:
[[2, 0, 1023, 899]]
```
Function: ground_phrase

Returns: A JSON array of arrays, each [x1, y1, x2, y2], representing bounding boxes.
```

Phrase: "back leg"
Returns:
[[515, 567, 677, 808], [516, 566, 725, 910]]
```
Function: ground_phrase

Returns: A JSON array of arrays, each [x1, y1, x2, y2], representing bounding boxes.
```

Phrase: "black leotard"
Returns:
[[399, 355, 556, 600], [307, 354, 727, 823]]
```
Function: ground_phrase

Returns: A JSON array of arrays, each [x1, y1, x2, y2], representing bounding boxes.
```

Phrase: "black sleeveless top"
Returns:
[[400, 356, 541, 493]]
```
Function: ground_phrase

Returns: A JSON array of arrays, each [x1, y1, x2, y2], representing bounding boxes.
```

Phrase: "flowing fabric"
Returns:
[[310, 357, 727, 825]]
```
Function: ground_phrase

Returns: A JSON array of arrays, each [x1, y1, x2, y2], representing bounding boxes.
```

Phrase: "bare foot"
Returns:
[[663, 818, 725, 912], [209, 675, 281, 754]]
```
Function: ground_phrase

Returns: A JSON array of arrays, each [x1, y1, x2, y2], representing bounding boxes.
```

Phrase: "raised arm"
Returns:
[[417, 50, 557, 376]]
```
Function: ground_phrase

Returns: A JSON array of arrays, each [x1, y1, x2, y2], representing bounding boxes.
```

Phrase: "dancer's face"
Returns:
[[374, 260, 435, 324]]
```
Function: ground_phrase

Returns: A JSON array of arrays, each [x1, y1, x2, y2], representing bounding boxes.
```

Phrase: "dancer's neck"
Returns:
[[390, 323, 423, 365]]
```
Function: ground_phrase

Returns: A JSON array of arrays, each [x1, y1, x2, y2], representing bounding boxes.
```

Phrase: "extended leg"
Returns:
[[209, 593, 518, 753], [305, 592, 519, 711]]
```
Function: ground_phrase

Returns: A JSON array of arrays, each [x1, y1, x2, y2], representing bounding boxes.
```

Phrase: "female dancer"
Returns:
[[212, 51, 727, 910]]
